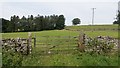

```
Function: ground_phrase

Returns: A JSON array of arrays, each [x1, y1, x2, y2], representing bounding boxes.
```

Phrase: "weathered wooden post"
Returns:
[[78, 32, 85, 52], [34, 37, 36, 48], [27, 32, 32, 54], [34, 33, 36, 48]]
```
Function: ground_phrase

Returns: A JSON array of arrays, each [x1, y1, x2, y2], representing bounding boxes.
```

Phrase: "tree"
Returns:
[[113, 11, 120, 24], [20, 16, 29, 31], [10, 15, 20, 32], [72, 18, 81, 25], [117, 11, 120, 24], [28, 15, 34, 31], [113, 21, 118, 24], [2, 18, 11, 32], [56, 15, 65, 29], [2, 14, 66, 32]]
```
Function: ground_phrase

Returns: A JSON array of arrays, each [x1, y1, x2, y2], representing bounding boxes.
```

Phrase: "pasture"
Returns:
[[1, 25, 119, 66], [65, 25, 118, 31]]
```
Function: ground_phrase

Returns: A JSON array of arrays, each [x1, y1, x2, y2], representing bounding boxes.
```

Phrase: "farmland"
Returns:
[[1, 25, 119, 66], [65, 25, 118, 31]]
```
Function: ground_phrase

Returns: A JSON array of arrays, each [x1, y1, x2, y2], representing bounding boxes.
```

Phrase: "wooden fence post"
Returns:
[[27, 39, 29, 55], [34, 37, 36, 48], [78, 32, 85, 52], [28, 32, 32, 54], [33, 33, 36, 48]]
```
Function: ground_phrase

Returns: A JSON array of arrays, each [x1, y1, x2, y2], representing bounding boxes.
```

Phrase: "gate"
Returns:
[[1, 32, 86, 55], [32, 35, 82, 56]]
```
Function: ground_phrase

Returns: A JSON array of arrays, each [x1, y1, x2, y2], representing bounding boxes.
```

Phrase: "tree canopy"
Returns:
[[72, 18, 81, 25], [2, 14, 65, 33], [113, 11, 120, 24]]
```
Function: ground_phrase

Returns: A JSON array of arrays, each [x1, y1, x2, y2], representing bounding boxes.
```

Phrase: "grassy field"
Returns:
[[65, 24, 118, 31], [2, 30, 118, 38], [1, 25, 119, 66]]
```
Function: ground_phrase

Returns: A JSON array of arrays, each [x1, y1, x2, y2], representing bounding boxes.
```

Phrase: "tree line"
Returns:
[[2, 14, 65, 33]]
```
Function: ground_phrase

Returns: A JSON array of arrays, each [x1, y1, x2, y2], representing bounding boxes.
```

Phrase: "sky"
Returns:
[[0, 0, 120, 25]]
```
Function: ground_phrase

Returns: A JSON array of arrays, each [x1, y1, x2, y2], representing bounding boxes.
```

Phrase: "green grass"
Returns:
[[22, 49, 118, 66], [0, 48, 1, 53], [65, 24, 118, 31], [2, 25, 119, 66], [2, 30, 79, 38], [0, 52, 2, 67], [2, 30, 118, 39], [85, 30, 118, 38]]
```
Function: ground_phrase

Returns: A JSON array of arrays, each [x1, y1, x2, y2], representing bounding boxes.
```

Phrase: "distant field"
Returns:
[[2, 25, 119, 66], [65, 24, 118, 31], [2, 30, 79, 39], [2, 30, 118, 39], [2, 24, 118, 39]]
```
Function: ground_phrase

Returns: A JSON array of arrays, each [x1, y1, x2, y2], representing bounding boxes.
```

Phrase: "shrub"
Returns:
[[2, 48, 23, 67]]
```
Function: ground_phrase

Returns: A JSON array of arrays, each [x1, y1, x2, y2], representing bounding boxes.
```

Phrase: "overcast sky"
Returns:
[[0, 0, 120, 25]]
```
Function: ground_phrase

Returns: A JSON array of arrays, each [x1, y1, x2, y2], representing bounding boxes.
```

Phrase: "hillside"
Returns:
[[65, 24, 118, 31]]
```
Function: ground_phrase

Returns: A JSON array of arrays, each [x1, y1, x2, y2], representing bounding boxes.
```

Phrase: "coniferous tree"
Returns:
[[2, 14, 66, 32]]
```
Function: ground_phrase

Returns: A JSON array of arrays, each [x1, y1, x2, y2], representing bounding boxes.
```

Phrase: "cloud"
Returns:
[[0, 2, 118, 25]]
